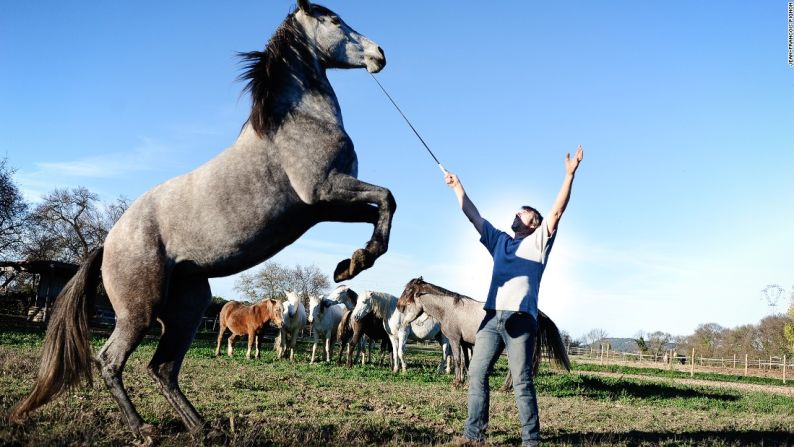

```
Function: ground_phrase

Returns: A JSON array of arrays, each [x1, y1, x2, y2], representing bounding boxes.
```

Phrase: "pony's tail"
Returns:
[[337, 309, 353, 341], [9, 247, 104, 422], [534, 310, 571, 375]]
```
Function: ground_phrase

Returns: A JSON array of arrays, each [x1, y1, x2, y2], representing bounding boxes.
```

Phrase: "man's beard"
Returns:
[[511, 216, 529, 233]]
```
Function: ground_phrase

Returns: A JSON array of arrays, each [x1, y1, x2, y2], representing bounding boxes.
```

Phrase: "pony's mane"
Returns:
[[238, 9, 314, 138], [398, 277, 472, 310]]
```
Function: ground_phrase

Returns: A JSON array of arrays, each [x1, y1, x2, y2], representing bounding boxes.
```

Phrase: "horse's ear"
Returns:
[[297, 0, 311, 13]]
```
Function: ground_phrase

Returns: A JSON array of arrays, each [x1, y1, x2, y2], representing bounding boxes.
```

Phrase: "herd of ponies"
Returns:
[[216, 277, 571, 388]]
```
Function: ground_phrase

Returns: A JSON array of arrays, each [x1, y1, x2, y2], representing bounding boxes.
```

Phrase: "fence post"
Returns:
[[690, 348, 695, 377], [669, 349, 674, 371], [784, 355, 787, 384], [744, 354, 748, 376], [733, 354, 736, 369]]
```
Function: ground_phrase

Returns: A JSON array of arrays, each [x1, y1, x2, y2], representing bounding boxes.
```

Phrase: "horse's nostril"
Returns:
[[377, 47, 385, 59]]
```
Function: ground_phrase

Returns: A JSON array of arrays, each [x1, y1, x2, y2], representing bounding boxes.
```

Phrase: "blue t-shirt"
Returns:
[[479, 218, 556, 317]]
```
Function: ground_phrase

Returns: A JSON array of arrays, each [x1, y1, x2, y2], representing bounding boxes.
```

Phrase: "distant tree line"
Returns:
[[579, 289, 794, 359]]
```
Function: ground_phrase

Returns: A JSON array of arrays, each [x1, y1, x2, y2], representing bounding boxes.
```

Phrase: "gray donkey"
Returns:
[[10, 1, 393, 442]]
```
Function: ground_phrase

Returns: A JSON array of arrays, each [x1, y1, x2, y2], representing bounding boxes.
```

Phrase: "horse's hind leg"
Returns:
[[214, 322, 226, 357], [95, 249, 166, 441], [97, 318, 155, 439], [245, 332, 254, 359], [147, 276, 212, 435], [227, 334, 237, 357]]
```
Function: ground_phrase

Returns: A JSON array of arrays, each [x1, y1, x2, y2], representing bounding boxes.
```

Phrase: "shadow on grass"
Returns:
[[544, 429, 793, 446], [538, 372, 740, 403], [229, 418, 447, 446], [578, 375, 740, 402]]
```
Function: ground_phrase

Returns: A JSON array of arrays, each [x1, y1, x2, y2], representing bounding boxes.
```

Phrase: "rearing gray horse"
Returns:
[[11, 1, 394, 441]]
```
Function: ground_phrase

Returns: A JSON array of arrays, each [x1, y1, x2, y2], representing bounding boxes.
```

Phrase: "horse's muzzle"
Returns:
[[366, 47, 386, 73]]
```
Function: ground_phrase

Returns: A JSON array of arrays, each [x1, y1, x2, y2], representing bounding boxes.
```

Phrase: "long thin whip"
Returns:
[[369, 73, 447, 174]]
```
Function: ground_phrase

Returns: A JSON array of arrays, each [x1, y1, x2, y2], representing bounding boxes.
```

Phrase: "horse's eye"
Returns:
[[330, 16, 341, 26]]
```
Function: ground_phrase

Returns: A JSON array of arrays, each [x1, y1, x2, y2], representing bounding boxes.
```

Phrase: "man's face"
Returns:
[[511, 209, 534, 234]]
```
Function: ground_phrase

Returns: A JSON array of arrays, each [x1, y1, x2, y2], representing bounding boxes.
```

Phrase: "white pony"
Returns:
[[352, 290, 449, 373], [278, 291, 307, 360], [308, 294, 346, 363]]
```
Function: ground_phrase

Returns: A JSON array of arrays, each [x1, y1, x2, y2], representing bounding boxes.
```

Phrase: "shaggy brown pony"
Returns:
[[215, 299, 283, 359]]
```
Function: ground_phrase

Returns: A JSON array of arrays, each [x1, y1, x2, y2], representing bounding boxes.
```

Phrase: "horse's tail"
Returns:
[[9, 247, 103, 422], [534, 310, 571, 375], [337, 309, 353, 341]]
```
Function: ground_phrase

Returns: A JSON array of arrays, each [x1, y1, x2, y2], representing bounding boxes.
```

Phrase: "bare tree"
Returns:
[[234, 261, 330, 304], [23, 187, 128, 263], [583, 328, 608, 347], [646, 331, 672, 357], [288, 264, 330, 298], [755, 315, 790, 358], [234, 261, 290, 302], [680, 323, 725, 358], [0, 158, 28, 258]]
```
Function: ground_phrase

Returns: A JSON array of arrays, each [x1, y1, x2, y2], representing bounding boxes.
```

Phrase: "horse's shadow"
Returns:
[[570, 374, 741, 402]]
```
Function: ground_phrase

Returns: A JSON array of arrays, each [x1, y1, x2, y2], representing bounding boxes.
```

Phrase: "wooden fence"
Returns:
[[570, 345, 792, 384]]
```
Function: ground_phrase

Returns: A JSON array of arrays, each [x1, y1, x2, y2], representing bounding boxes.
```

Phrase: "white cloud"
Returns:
[[15, 137, 181, 202]]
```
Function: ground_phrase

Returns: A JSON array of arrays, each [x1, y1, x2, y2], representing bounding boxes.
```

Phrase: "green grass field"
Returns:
[[1, 330, 793, 446]]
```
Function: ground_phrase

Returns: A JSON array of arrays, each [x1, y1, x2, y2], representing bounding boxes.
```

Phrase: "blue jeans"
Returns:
[[464, 310, 539, 446]]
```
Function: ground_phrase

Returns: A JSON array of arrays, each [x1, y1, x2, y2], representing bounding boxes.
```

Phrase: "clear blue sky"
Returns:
[[2, 1, 792, 340]]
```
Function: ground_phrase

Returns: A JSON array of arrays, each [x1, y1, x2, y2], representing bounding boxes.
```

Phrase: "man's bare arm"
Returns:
[[547, 145, 583, 234], [445, 172, 485, 235]]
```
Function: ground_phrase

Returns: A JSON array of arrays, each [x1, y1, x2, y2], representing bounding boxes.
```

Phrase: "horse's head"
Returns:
[[352, 290, 374, 321], [328, 284, 358, 310], [397, 277, 426, 323], [282, 291, 300, 324], [268, 299, 284, 328], [307, 294, 324, 324], [280, 300, 292, 325], [295, 0, 386, 73]]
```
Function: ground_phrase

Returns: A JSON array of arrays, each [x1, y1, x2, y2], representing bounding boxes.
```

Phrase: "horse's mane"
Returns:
[[253, 299, 278, 320], [398, 277, 472, 311], [329, 285, 358, 306], [363, 291, 397, 319], [238, 4, 336, 138]]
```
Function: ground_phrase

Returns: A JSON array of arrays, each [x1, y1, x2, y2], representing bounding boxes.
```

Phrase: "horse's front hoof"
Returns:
[[335, 249, 374, 281], [133, 424, 158, 447], [334, 258, 353, 282], [204, 428, 228, 445]]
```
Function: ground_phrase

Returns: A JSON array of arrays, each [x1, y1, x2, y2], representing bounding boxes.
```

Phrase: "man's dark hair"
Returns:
[[521, 205, 543, 230]]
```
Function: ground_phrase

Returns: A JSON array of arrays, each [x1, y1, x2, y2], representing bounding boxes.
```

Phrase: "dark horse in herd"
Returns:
[[11, 0, 393, 442]]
